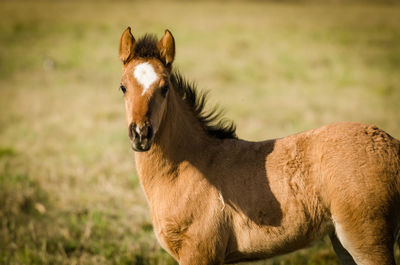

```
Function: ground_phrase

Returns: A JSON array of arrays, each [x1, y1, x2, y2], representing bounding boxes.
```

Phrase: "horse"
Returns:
[[118, 27, 400, 265]]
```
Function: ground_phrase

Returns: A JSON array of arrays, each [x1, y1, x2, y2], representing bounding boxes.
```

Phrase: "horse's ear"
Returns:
[[158, 29, 175, 66], [119, 27, 136, 65]]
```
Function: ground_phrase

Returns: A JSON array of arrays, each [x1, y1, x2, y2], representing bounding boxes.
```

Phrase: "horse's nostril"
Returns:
[[143, 125, 153, 138], [129, 123, 139, 140], [129, 123, 153, 141]]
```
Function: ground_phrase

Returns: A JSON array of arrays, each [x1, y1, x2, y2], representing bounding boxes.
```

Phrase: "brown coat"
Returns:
[[119, 27, 400, 265]]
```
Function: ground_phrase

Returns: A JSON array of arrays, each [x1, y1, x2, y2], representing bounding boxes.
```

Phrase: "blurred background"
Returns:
[[0, 0, 399, 264]]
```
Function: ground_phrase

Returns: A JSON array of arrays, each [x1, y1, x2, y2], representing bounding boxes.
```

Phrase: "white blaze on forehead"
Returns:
[[133, 62, 158, 95]]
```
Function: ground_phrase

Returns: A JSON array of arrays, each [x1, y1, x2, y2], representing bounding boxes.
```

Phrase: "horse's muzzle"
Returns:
[[129, 122, 153, 152]]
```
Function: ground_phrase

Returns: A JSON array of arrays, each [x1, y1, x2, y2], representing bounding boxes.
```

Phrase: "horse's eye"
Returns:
[[161, 84, 169, 97], [120, 85, 126, 94]]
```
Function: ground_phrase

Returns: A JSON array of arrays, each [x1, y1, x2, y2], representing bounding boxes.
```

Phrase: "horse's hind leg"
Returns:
[[329, 233, 357, 265], [332, 218, 396, 265]]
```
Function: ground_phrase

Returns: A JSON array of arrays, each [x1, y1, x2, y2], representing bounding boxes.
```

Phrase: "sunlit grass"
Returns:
[[0, 1, 399, 264]]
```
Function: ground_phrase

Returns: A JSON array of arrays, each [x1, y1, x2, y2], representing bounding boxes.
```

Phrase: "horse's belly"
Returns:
[[226, 210, 333, 263]]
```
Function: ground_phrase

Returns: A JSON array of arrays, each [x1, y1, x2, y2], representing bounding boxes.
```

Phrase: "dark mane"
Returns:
[[171, 72, 237, 139], [134, 34, 237, 140], [133, 34, 162, 60]]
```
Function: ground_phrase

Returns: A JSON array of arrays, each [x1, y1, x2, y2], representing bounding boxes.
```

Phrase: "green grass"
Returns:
[[0, 0, 399, 264]]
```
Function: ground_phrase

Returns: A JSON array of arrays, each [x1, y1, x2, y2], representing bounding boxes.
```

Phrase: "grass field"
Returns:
[[1, 1, 400, 264]]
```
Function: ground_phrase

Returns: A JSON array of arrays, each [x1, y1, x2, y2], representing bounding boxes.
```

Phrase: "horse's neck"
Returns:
[[134, 88, 214, 204]]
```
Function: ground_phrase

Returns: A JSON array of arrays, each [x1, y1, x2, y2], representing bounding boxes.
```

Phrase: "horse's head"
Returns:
[[119, 27, 175, 152]]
